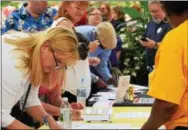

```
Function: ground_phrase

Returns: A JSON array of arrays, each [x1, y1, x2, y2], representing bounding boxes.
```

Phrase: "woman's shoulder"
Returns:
[[51, 17, 69, 27], [75, 25, 96, 31], [2, 33, 28, 86]]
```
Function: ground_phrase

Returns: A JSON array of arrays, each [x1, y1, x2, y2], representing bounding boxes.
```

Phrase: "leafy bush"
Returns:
[[118, 4, 151, 85]]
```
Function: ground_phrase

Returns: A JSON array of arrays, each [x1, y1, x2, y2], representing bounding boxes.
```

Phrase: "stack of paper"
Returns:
[[133, 98, 154, 104], [115, 112, 150, 119], [81, 101, 114, 122], [89, 92, 116, 101], [81, 107, 112, 122], [72, 123, 130, 129]]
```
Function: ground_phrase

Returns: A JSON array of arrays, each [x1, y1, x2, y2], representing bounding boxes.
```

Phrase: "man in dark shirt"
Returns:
[[139, 1, 171, 72]]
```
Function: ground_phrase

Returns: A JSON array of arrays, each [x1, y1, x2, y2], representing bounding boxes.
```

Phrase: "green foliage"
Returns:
[[1, 1, 19, 8], [118, 5, 151, 85]]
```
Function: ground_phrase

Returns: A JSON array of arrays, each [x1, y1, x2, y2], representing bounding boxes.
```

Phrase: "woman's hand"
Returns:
[[70, 102, 84, 120], [70, 102, 84, 110], [89, 40, 99, 52], [89, 57, 100, 66], [47, 115, 63, 129], [72, 109, 83, 121]]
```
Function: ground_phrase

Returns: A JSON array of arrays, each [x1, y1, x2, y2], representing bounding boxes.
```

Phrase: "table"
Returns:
[[87, 84, 153, 106], [39, 107, 152, 129]]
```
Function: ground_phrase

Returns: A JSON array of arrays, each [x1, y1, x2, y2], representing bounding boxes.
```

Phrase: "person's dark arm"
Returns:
[[141, 99, 178, 129]]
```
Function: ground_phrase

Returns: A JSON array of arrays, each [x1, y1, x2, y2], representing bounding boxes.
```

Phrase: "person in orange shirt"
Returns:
[[141, 1, 188, 130]]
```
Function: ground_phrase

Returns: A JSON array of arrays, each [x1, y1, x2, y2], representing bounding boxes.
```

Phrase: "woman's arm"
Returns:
[[41, 101, 60, 117], [6, 120, 33, 129], [25, 86, 62, 129], [26, 105, 62, 129]]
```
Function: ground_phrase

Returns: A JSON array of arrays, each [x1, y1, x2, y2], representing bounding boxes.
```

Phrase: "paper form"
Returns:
[[115, 112, 150, 119]]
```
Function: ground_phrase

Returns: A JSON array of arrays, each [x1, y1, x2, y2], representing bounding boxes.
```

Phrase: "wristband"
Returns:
[[43, 115, 50, 126]]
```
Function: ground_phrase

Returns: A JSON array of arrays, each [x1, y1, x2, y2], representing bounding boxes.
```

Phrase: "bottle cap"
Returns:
[[81, 78, 85, 83], [62, 97, 68, 102]]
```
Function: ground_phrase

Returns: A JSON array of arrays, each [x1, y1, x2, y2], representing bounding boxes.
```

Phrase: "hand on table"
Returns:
[[47, 116, 63, 129], [70, 102, 84, 121], [71, 109, 83, 121], [97, 78, 108, 89], [70, 102, 84, 110], [107, 77, 118, 87]]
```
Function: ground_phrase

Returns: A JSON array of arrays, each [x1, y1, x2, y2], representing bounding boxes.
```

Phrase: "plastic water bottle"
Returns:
[[77, 78, 87, 107], [59, 97, 72, 129]]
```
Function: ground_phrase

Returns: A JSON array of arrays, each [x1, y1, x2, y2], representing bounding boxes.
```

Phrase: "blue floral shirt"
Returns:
[[1, 5, 57, 34]]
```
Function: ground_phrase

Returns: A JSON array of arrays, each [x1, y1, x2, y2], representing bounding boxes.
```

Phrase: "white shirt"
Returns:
[[1, 34, 41, 127], [65, 59, 91, 98]]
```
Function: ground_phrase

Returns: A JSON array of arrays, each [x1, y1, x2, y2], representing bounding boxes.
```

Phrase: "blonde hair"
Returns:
[[54, 1, 90, 21], [96, 22, 117, 49], [4, 27, 79, 87]]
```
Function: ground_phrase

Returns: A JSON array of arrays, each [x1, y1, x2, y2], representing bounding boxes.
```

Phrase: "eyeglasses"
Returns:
[[95, 31, 106, 49], [90, 13, 102, 16], [100, 7, 106, 11], [49, 43, 67, 70]]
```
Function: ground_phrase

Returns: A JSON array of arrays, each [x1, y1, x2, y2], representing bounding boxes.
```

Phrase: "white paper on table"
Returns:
[[57, 121, 83, 128], [96, 92, 116, 99], [89, 97, 114, 102], [81, 106, 113, 122], [72, 123, 130, 129], [134, 90, 146, 93], [131, 84, 148, 90], [132, 125, 165, 129], [108, 85, 117, 91], [115, 112, 150, 119], [91, 92, 116, 100], [82, 107, 112, 115], [93, 100, 115, 107]]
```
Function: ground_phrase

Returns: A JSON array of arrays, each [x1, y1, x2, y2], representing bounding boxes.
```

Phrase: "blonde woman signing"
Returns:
[[51, 17, 92, 103], [1, 27, 79, 129]]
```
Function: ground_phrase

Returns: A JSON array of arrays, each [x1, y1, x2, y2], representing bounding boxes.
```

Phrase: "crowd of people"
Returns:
[[1, 1, 188, 130]]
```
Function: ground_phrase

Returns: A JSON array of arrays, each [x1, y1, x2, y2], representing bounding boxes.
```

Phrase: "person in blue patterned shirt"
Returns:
[[1, 1, 57, 34]]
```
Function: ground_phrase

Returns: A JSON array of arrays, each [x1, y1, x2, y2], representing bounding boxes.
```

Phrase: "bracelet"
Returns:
[[43, 115, 50, 126]]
